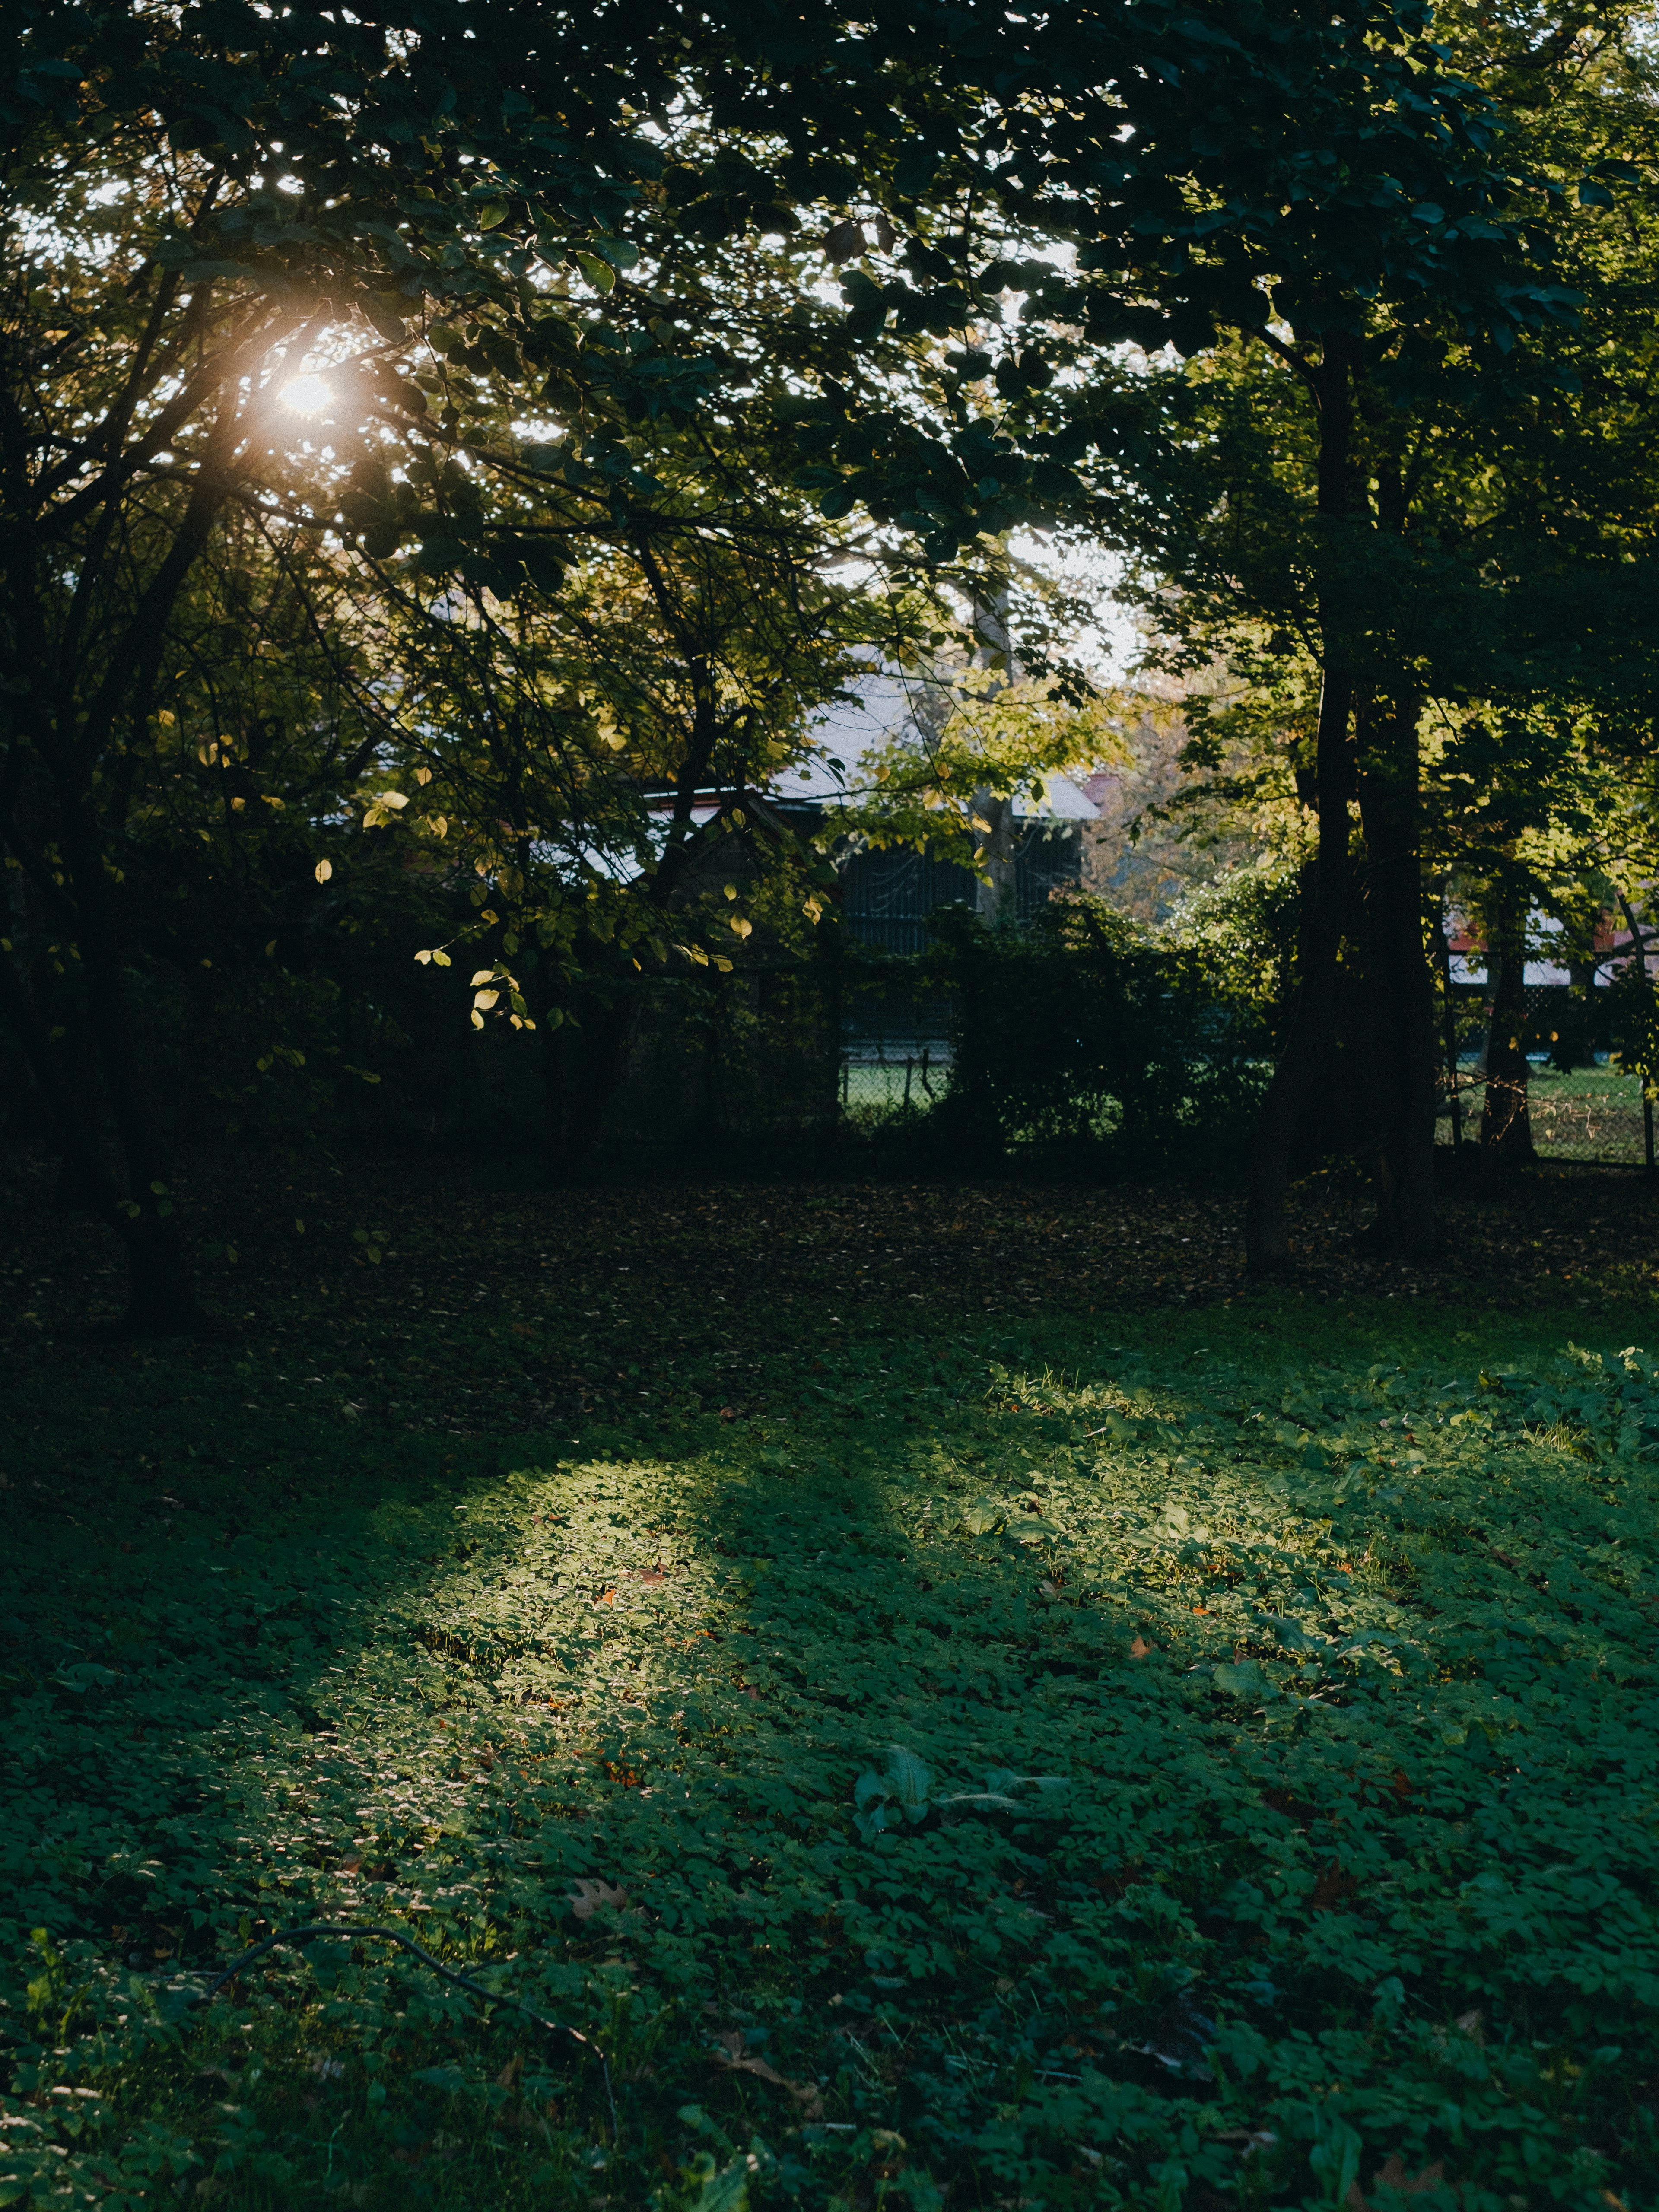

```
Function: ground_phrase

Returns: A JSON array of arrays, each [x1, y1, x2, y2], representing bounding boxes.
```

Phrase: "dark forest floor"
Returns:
[[3, 1141, 1655, 1373]]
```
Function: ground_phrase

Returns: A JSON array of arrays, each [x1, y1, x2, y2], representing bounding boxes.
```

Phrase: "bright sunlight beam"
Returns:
[[281, 374, 334, 414]]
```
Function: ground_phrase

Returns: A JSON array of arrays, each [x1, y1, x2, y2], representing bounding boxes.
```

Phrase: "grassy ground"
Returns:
[[3, 1156, 1659, 2210], [1453, 1068, 1649, 1167]]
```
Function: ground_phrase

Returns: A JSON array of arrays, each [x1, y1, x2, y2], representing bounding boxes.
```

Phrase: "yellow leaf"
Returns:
[[471, 969, 496, 987], [431, 948, 452, 968], [415, 766, 433, 786], [315, 859, 333, 883], [731, 916, 753, 939], [474, 988, 499, 1010]]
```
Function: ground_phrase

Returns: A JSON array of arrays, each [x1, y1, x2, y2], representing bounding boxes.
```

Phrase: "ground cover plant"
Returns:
[[3, 1162, 1659, 2209]]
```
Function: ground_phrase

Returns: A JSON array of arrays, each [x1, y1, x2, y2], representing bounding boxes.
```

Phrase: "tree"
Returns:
[[1, 0, 703, 1322], [671, 0, 1595, 1262], [975, 1, 1650, 1259]]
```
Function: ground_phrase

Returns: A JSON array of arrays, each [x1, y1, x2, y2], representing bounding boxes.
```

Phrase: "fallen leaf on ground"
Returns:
[[569, 1878, 630, 1920], [710, 2030, 825, 2118], [1309, 1862, 1360, 1912], [1129, 1636, 1152, 1659], [1346, 2153, 1446, 2209]]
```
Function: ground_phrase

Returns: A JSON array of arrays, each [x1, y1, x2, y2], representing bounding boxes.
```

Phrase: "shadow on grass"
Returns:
[[5, 1298, 1659, 2205]]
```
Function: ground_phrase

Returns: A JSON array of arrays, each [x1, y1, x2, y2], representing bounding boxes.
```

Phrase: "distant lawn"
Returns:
[[4, 1275, 1658, 2211], [1458, 1064, 1649, 1166]]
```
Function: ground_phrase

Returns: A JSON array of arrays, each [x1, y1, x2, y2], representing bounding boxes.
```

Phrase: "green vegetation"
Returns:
[[9, 0, 1659, 2195], [6, 1259, 1657, 2208]]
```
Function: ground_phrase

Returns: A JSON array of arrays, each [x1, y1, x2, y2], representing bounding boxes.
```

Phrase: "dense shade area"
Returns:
[[3, 1156, 1658, 2209], [3, 1147, 1656, 1379]]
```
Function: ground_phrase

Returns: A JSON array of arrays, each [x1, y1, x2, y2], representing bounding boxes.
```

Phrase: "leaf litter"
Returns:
[[3, 1156, 1659, 2204]]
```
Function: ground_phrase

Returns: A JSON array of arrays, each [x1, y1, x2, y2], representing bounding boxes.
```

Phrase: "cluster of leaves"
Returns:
[[3, 1267, 1658, 2206]]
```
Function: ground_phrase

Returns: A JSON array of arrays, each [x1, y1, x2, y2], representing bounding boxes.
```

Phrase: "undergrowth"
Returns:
[[3, 1294, 1657, 2209]]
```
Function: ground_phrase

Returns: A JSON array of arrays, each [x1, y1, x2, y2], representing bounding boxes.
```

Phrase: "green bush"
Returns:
[[915, 896, 1273, 1175]]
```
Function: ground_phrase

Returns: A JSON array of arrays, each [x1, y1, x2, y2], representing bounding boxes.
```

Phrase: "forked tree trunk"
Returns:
[[1245, 668, 1354, 1270], [1357, 689, 1437, 1256], [1245, 337, 1356, 1273]]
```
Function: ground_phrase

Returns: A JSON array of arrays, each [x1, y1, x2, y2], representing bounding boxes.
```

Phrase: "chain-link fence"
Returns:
[[1440, 978, 1655, 1166], [841, 1041, 950, 1112], [837, 970, 1658, 1165], [1440, 1061, 1654, 1166], [839, 992, 953, 1113]]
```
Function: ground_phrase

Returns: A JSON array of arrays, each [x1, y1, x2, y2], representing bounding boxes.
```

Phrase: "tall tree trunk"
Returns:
[[539, 984, 636, 1172], [1480, 901, 1535, 1161], [57, 796, 207, 1332], [1245, 337, 1356, 1272], [1244, 667, 1354, 1268], [973, 791, 1018, 923], [972, 588, 1017, 924], [0, 946, 203, 1332], [1357, 687, 1437, 1255]]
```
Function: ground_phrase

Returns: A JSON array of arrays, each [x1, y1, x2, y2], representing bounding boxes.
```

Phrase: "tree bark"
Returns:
[[1479, 901, 1535, 1161], [55, 796, 208, 1332], [1245, 337, 1357, 1272], [1357, 687, 1437, 1255], [1244, 667, 1354, 1268], [973, 791, 1018, 923], [0, 943, 205, 1334]]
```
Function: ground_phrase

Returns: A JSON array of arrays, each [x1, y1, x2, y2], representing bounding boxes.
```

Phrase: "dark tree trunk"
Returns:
[[1357, 689, 1437, 1256], [0, 939, 205, 1334], [538, 986, 636, 1173], [1245, 337, 1357, 1273], [1480, 905, 1535, 1161], [1245, 667, 1354, 1269], [57, 798, 208, 1332], [973, 791, 1018, 923]]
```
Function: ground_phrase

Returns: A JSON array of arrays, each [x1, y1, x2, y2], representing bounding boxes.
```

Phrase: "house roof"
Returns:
[[776, 670, 1100, 823]]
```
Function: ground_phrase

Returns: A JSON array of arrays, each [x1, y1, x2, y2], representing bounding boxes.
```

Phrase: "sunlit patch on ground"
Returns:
[[4, 1289, 1658, 2205]]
